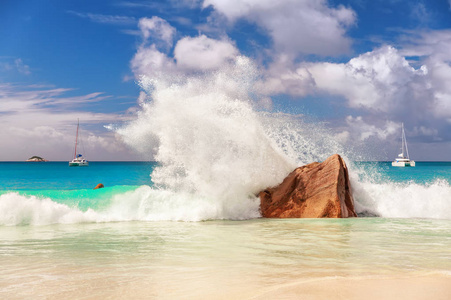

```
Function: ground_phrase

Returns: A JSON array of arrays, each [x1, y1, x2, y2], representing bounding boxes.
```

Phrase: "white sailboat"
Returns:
[[392, 123, 415, 167], [69, 119, 89, 167]]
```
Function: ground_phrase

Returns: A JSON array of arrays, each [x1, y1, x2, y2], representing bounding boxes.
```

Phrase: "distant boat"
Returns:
[[392, 123, 415, 167], [69, 119, 89, 167]]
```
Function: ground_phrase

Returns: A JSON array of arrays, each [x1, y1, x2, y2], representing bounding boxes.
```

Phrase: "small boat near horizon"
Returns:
[[392, 123, 415, 167], [69, 119, 89, 167]]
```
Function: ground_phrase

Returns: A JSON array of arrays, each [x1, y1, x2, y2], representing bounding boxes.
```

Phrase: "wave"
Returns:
[[1, 177, 450, 226], [352, 177, 451, 219], [0, 186, 260, 226], [0, 192, 100, 226]]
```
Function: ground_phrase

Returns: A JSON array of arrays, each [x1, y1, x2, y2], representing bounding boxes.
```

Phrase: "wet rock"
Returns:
[[26, 156, 48, 162], [94, 183, 104, 190], [259, 154, 357, 218]]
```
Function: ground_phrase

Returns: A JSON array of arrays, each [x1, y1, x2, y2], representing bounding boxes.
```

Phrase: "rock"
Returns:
[[94, 183, 104, 190], [259, 154, 357, 218], [26, 156, 48, 162]]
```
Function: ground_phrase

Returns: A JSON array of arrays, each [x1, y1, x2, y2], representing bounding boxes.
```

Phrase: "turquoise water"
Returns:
[[356, 161, 451, 184], [1, 161, 450, 221], [2, 161, 449, 190], [0, 162, 157, 212], [0, 161, 157, 190], [0, 161, 450, 298]]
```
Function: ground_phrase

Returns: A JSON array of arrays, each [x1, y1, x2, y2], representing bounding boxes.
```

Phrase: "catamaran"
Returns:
[[69, 119, 89, 167], [392, 123, 415, 167]]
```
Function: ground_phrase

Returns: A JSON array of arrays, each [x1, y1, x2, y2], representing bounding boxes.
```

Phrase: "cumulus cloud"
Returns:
[[398, 30, 451, 123], [255, 54, 315, 96], [130, 17, 240, 79], [203, 0, 356, 57], [312, 46, 450, 143], [130, 44, 177, 78], [253, 43, 450, 151], [174, 35, 238, 71], [306, 46, 429, 112], [138, 17, 176, 48]]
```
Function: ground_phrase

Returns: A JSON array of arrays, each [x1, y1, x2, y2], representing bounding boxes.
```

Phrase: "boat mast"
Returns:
[[74, 119, 79, 159], [399, 123, 404, 158], [403, 123, 410, 160]]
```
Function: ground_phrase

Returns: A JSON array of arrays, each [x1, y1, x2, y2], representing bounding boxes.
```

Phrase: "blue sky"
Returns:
[[1, 0, 451, 161]]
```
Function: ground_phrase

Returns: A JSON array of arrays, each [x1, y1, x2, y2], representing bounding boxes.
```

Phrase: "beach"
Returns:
[[1, 213, 450, 299]]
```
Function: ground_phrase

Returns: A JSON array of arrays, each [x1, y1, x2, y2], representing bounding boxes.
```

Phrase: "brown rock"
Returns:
[[259, 154, 357, 218], [94, 183, 104, 190]]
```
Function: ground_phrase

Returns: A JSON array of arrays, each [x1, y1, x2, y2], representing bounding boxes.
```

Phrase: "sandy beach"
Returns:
[[253, 275, 451, 300]]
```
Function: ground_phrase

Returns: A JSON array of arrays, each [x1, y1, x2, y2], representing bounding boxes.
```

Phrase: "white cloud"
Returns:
[[254, 43, 450, 148], [138, 17, 176, 48], [255, 54, 315, 96], [203, 0, 356, 56], [129, 17, 179, 78], [130, 44, 177, 78], [307, 46, 428, 112], [174, 35, 238, 71], [345, 116, 399, 141], [14, 58, 31, 75], [0, 58, 31, 75], [68, 11, 136, 25], [427, 59, 451, 119], [0, 84, 137, 161], [410, 3, 431, 26], [309, 45, 450, 143], [259, 45, 429, 112], [130, 18, 241, 78], [400, 30, 451, 62]]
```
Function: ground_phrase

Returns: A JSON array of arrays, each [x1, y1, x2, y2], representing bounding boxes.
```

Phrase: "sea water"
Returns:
[[1, 58, 451, 298], [0, 162, 450, 299]]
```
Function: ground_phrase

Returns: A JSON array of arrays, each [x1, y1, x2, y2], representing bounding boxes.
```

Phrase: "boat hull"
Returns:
[[69, 162, 89, 167], [392, 161, 415, 167]]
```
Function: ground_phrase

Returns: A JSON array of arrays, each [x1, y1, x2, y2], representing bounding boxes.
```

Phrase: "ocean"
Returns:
[[0, 161, 450, 299]]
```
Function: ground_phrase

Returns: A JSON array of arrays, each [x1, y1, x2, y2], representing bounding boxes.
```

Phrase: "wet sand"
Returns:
[[252, 275, 451, 300]]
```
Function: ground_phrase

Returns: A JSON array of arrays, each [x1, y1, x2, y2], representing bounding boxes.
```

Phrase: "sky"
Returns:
[[1, 0, 451, 161]]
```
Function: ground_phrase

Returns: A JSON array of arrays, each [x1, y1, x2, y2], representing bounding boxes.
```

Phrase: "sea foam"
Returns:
[[1, 177, 450, 226], [0, 187, 260, 225], [0, 192, 99, 226], [352, 177, 451, 219]]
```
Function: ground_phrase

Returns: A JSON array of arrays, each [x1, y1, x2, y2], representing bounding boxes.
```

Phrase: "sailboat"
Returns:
[[392, 123, 415, 167], [69, 119, 89, 167]]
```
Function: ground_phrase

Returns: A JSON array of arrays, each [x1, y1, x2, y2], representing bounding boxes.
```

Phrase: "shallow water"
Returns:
[[1, 218, 450, 299], [1, 161, 450, 298]]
